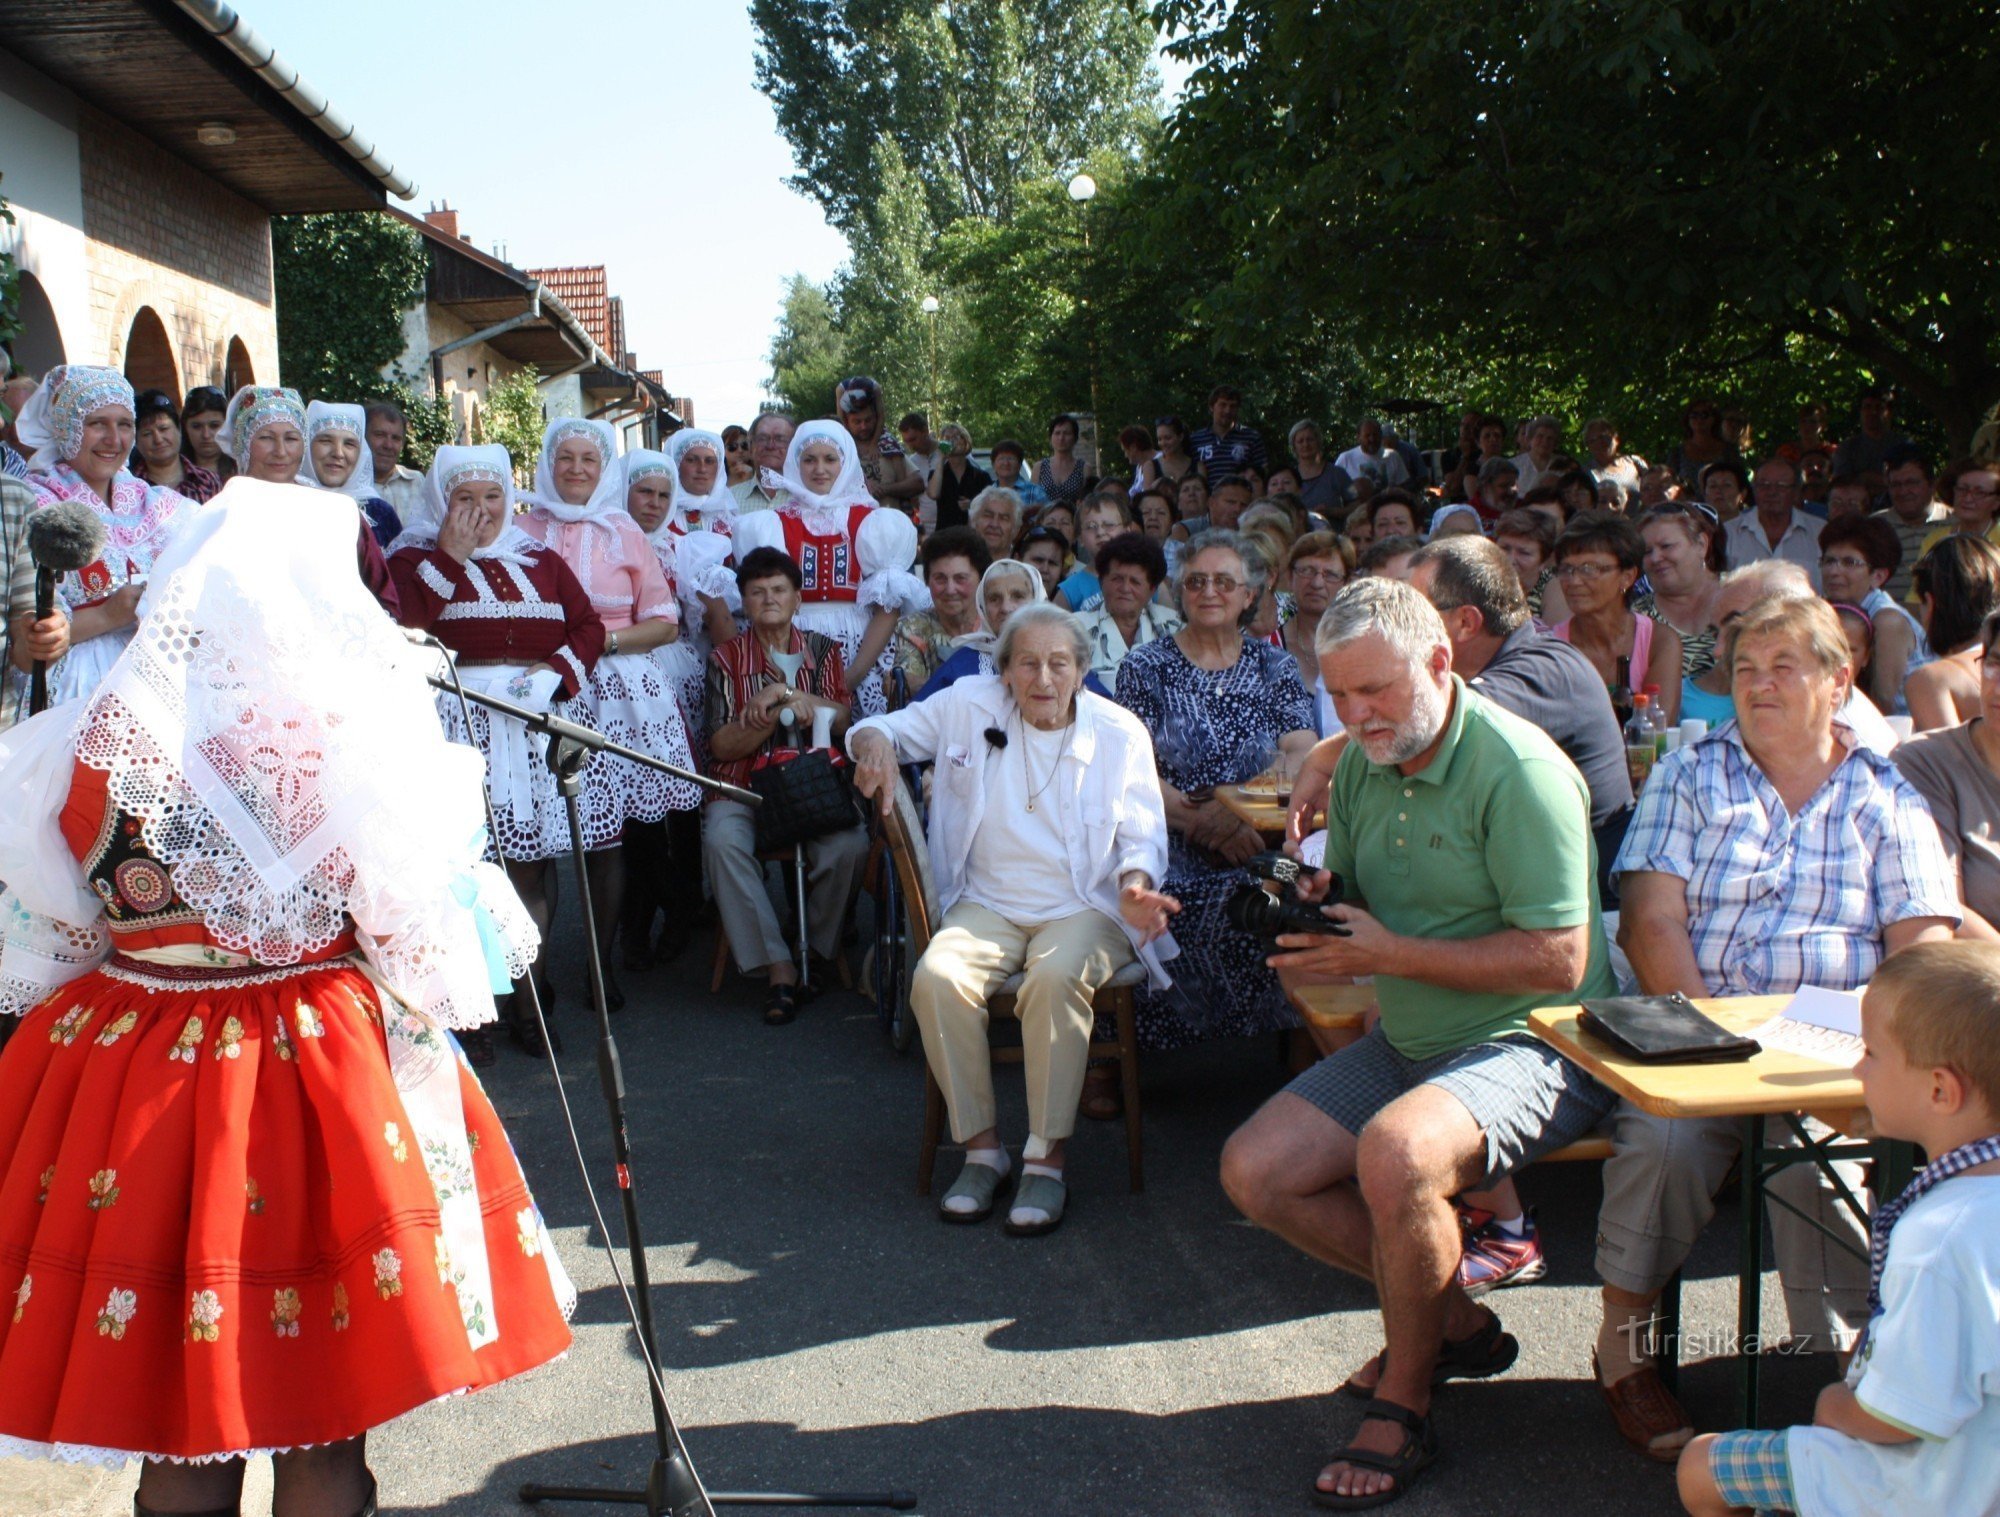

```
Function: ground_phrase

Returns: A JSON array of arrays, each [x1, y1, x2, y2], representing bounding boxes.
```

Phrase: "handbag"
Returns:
[[1578, 993, 1762, 1064], [749, 747, 863, 853]]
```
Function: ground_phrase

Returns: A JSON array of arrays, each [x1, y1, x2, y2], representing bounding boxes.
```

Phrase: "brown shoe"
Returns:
[[1080, 1065, 1122, 1121], [1594, 1353, 1692, 1462]]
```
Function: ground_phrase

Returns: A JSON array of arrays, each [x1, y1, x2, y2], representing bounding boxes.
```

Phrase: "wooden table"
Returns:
[[1217, 783, 1293, 838], [1529, 995, 1906, 1425], [1287, 981, 1376, 1030]]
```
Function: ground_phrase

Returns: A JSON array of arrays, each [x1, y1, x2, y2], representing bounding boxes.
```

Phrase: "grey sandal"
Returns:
[[939, 1160, 1010, 1223], [1003, 1172, 1068, 1237]]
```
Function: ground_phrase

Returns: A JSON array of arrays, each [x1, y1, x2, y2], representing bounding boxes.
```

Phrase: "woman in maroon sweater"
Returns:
[[390, 445, 604, 1055]]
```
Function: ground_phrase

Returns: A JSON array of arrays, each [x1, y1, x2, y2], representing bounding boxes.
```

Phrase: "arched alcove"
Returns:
[[223, 336, 255, 393], [8, 272, 66, 379], [123, 306, 180, 404]]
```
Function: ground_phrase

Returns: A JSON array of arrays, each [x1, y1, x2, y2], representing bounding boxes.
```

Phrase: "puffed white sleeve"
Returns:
[[0, 704, 110, 1016], [676, 529, 741, 617], [856, 507, 930, 615]]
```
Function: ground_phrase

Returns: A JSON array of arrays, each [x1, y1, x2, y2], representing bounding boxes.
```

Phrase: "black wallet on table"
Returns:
[[1577, 993, 1762, 1063]]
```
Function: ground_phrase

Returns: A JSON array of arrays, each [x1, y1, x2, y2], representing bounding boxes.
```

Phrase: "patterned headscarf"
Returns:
[[13, 365, 136, 470], [219, 385, 306, 461]]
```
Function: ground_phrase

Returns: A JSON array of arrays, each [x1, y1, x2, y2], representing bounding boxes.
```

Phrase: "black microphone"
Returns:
[[24, 502, 106, 717], [984, 726, 1008, 750]]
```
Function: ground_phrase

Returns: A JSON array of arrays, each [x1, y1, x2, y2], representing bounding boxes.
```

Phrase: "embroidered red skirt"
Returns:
[[0, 956, 573, 1462]]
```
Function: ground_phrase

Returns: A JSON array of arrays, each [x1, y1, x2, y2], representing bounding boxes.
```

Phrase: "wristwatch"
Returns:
[[606, 630, 620, 655]]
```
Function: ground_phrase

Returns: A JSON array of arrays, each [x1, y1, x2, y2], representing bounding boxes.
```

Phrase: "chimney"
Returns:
[[424, 204, 462, 239]]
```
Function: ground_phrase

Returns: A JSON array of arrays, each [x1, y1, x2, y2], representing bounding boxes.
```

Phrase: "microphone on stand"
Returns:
[[24, 503, 106, 717]]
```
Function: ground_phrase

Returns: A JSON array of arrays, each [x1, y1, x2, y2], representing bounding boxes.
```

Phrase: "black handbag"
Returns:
[[1578, 993, 1762, 1064], [749, 748, 864, 853]]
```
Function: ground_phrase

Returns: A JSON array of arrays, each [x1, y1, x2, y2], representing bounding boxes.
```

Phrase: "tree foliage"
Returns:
[[767, 276, 848, 424], [751, 0, 1159, 233], [476, 366, 547, 485], [379, 378, 456, 472], [1153, 0, 2000, 451], [272, 212, 428, 403]]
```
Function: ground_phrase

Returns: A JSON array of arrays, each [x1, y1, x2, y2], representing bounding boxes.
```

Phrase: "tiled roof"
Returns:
[[528, 265, 612, 352]]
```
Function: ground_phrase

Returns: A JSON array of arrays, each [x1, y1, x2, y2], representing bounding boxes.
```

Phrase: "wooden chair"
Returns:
[[877, 772, 1147, 1195], [708, 842, 852, 994]]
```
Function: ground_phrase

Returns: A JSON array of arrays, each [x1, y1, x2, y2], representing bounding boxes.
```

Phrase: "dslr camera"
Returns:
[[1223, 851, 1349, 940]]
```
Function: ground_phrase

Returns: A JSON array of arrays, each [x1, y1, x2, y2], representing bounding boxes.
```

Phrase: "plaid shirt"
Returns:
[[703, 625, 849, 797], [1614, 721, 1959, 994], [0, 474, 35, 729]]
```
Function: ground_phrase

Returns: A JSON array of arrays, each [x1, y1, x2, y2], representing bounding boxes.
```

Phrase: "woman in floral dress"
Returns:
[[1114, 530, 1317, 1056], [0, 485, 572, 1516]]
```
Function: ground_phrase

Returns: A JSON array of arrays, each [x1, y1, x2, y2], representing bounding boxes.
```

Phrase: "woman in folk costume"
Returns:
[[729, 420, 928, 717], [13, 365, 196, 710], [617, 437, 738, 968], [516, 418, 697, 1006], [296, 400, 403, 549], [220, 386, 400, 619], [388, 445, 606, 1056], [0, 483, 573, 1516]]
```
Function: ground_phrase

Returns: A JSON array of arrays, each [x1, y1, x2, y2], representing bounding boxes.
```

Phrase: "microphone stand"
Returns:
[[429, 673, 915, 1517]]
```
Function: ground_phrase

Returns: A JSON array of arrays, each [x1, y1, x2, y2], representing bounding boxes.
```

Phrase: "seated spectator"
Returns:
[[1344, 501, 1374, 554], [921, 558, 1112, 701], [1632, 503, 1725, 677], [1826, 470, 1872, 522], [1425, 503, 1482, 540], [1725, 456, 1824, 586], [1176, 471, 1210, 531], [1286, 418, 1352, 517], [1114, 531, 1316, 1068], [895, 526, 992, 698], [130, 389, 222, 504], [1601, 595, 1957, 1460], [1512, 414, 1563, 493], [987, 439, 1047, 510], [1583, 417, 1645, 497], [1367, 489, 1419, 542], [1896, 614, 2000, 937], [1700, 458, 1749, 523], [1817, 512, 1927, 716], [1237, 504, 1298, 592], [1080, 531, 1182, 685], [1833, 603, 1878, 705], [1223, 577, 1615, 1507], [1906, 535, 2000, 731], [1334, 415, 1411, 489], [1493, 507, 1563, 621], [1355, 533, 1422, 582], [849, 605, 1176, 1236], [1035, 499, 1077, 546], [1055, 493, 1134, 611], [1873, 445, 1947, 601], [970, 484, 1024, 564], [1557, 468, 1601, 522], [1470, 456, 1520, 520], [1117, 423, 1159, 493], [1918, 457, 2000, 563], [701, 547, 868, 1026], [1665, 397, 1738, 489], [1798, 446, 1834, 515], [1015, 524, 1070, 601], [1677, 942, 2000, 1517], [1637, 462, 1682, 510], [924, 422, 991, 532], [1549, 513, 1683, 723], [1280, 531, 1353, 735], [1134, 482, 1178, 544], [1174, 473, 1253, 539], [1833, 384, 1909, 479], [1517, 482, 1570, 535]]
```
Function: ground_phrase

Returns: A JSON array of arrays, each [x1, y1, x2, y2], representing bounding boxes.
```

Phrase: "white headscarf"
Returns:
[[960, 556, 1048, 655], [665, 428, 736, 534], [525, 416, 625, 526], [14, 365, 136, 471], [1426, 502, 1484, 541], [296, 400, 379, 502], [763, 419, 873, 533], [620, 449, 676, 541], [390, 444, 539, 566], [217, 385, 307, 462]]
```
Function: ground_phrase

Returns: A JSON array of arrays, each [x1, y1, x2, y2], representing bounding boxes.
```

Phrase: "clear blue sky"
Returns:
[[256, 2, 1189, 429]]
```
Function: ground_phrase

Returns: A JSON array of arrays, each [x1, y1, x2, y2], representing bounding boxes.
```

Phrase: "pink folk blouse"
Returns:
[[518, 510, 676, 635]]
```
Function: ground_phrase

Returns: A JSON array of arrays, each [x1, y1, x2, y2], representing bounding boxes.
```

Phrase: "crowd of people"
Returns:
[[2, 358, 1999, 1514]]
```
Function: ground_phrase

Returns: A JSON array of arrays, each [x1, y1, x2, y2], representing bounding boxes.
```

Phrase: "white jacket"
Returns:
[[848, 675, 1178, 987]]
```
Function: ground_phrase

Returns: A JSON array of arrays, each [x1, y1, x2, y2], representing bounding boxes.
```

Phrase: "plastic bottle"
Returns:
[[1625, 694, 1658, 792]]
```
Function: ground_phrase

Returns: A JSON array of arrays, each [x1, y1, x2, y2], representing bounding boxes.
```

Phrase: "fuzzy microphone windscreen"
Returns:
[[25, 501, 108, 573]]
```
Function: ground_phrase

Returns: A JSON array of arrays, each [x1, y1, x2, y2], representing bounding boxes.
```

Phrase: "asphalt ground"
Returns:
[[0, 897, 1834, 1516]]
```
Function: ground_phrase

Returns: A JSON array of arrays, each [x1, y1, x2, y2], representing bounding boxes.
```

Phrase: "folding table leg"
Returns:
[[1738, 1113, 1765, 1428]]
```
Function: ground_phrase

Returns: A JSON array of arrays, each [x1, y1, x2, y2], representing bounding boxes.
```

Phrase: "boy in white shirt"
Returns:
[[1678, 941, 2000, 1517]]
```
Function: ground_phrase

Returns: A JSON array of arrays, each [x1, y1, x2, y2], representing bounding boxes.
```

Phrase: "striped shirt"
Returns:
[[1614, 721, 1959, 994], [0, 474, 33, 728]]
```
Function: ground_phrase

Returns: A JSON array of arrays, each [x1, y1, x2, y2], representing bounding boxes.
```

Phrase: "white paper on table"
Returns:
[[1745, 985, 1866, 1068]]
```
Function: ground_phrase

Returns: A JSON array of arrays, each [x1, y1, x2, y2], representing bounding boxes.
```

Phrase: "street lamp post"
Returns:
[[1066, 173, 1102, 473], [920, 294, 941, 422]]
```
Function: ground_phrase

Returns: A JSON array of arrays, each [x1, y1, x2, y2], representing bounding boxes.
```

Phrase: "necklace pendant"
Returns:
[[1026, 799, 1034, 812]]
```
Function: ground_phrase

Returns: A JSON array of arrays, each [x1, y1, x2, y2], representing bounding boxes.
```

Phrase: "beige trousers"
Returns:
[[909, 901, 1133, 1149]]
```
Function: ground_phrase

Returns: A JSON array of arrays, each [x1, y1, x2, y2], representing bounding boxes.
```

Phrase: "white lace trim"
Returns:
[[552, 646, 585, 687], [417, 559, 456, 599], [437, 601, 567, 623]]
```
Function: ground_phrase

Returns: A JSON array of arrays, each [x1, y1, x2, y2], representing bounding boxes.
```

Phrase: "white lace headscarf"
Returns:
[[0, 479, 536, 1027], [387, 444, 538, 567], [525, 416, 625, 526], [296, 400, 379, 502], [764, 419, 873, 534], [665, 428, 736, 534], [13, 365, 136, 471], [959, 556, 1047, 656]]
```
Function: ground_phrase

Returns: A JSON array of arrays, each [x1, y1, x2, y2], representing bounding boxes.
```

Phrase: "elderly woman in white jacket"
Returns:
[[849, 603, 1179, 1237]]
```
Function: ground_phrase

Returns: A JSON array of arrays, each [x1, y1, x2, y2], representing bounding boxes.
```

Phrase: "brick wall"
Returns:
[[76, 106, 278, 395]]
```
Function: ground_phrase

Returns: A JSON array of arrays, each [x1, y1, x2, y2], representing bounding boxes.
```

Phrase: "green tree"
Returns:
[[752, 0, 1159, 233], [767, 275, 848, 422], [272, 212, 428, 403], [379, 377, 456, 472], [1153, 0, 2000, 452], [475, 366, 546, 486]]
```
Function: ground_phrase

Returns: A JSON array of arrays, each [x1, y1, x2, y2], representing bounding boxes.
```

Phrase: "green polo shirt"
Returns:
[[1321, 676, 1614, 1059]]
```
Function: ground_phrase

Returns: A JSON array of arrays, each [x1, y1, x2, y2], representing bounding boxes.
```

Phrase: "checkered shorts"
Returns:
[[1707, 1429, 1797, 1515], [1285, 1028, 1614, 1186]]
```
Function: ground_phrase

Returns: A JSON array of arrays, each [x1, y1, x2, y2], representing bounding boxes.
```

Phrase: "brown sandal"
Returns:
[[1079, 1065, 1122, 1120]]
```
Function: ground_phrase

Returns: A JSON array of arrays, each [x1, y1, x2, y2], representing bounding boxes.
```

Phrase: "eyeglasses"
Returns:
[[1819, 554, 1872, 572], [1958, 483, 1999, 498], [1182, 573, 1243, 593], [1292, 565, 1346, 584], [1554, 561, 1622, 580]]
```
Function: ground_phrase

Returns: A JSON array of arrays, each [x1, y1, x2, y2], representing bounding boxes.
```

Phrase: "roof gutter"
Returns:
[[167, 0, 416, 200], [429, 293, 541, 395]]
